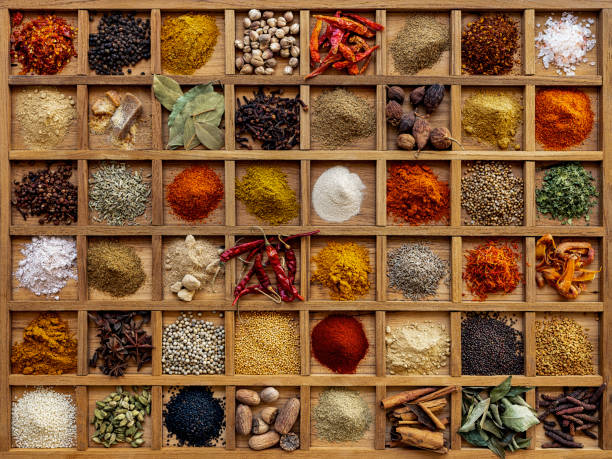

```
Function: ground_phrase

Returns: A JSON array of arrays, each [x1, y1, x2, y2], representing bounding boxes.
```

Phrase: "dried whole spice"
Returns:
[[423, 84, 445, 113], [387, 86, 406, 104], [536, 317, 593, 376], [412, 118, 431, 152], [461, 15, 520, 75], [430, 127, 461, 150]]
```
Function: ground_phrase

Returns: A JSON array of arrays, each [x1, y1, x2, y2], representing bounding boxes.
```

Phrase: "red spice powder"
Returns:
[[311, 314, 368, 374], [166, 165, 224, 222], [386, 163, 450, 225]]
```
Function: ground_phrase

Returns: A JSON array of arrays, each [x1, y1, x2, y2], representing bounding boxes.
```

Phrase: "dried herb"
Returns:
[[536, 162, 598, 224], [459, 377, 538, 458], [89, 311, 153, 377], [153, 75, 183, 110]]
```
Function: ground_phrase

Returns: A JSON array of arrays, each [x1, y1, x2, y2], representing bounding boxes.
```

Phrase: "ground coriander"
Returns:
[[313, 387, 372, 442]]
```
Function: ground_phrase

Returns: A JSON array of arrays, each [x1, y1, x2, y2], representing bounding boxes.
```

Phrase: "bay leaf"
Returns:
[[193, 92, 225, 126], [183, 117, 200, 150], [167, 123, 184, 149], [195, 121, 224, 150], [168, 83, 213, 128], [153, 75, 183, 111], [459, 398, 490, 433], [490, 376, 512, 403]]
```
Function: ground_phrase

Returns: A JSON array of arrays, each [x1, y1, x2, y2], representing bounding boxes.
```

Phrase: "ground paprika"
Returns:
[[166, 165, 223, 222], [387, 163, 450, 225], [311, 314, 368, 374]]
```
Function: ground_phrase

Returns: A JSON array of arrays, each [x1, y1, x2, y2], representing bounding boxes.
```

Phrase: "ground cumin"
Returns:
[[11, 312, 77, 375]]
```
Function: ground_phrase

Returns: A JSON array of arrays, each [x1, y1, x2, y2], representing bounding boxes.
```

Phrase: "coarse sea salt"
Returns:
[[535, 12, 596, 76]]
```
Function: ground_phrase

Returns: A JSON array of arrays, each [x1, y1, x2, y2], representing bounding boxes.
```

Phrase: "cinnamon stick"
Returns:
[[412, 386, 459, 404], [381, 387, 437, 410], [418, 402, 445, 430], [395, 426, 445, 451]]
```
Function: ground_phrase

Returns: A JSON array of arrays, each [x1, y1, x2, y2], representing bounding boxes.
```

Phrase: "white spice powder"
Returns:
[[312, 166, 366, 223], [14, 236, 77, 300], [12, 387, 77, 448]]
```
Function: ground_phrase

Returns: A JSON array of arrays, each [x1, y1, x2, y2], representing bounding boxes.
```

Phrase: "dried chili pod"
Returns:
[[424, 84, 445, 113], [409, 86, 426, 106]]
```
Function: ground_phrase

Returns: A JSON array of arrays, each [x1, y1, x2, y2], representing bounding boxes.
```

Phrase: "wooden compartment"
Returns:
[[535, 161, 602, 226], [86, 236, 153, 301], [11, 236, 78, 301], [161, 11, 225, 76], [10, 160, 78, 226], [309, 235, 377, 302], [162, 160, 225, 225], [309, 311, 375, 375], [11, 86, 78, 150], [162, 386, 226, 447], [385, 312, 451, 375], [88, 86, 152, 150], [87, 160, 152, 226]]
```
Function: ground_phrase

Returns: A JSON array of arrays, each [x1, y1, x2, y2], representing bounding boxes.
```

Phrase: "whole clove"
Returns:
[[235, 88, 305, 150]]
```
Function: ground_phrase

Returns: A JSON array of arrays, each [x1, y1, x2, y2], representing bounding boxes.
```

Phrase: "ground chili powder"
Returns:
[[387, 163, 450, 225], [166, 165, 223, 222], [311, 314, 368, 374], [535, 88, 594, 150]]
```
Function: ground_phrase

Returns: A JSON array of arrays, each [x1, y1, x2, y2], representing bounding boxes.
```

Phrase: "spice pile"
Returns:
[[386, 322, 450, 375], [461, 161, 524, 225], [234, 312, 300, 375], [162, 312, 225, 375], [312, 88, 375, 149], [535, 88, 594, 150], [386, 85, 456, 152], [308, 12, 382, 78], [15, 87, 76, 149], [461, 15, 520, 75], [91, 386, 151, 448], [536, 13, 597, 75], [89, 162, 151, 225], [89, 90, 144, 149], [14, 236, 77, 300], [87, 240, 146, 297], [164, 386, 225, 447], [236, 165, 299, 225], [88, 13, 151, 75], [235, 89, 304, 150], [462, 91, 522, 150], [11, 312, 77, 375], [235, 10, 300, 76], [537, 384, 605, 448], [11, 14, 77, 74], [313, 387, 372, 443], [384, 386, 457, 453], [536, 234, 598, 299], [153, 76, 225, 150], [536, 162, 598, 224], [235, 388, 301, 451], [12, 163, 77, 224], [223, 230, 317, 306], [463, 240, 522, 301], [459, 377, 538, 457], [165, 235, 223, 302], [166, 165, 224, 222], [387, 243, 449, 300], [311, 166, 365, 223], [536, 316, 594, 376], [12, 388, 76, 448], [89, 311, 152, 377], [387, 163, 450, 225], [162, 13, 218, 75], [390, 14, 449, 74], [462, 312, 524, 375], [311, 314, 368, 374], [311, 241, 372, 301]]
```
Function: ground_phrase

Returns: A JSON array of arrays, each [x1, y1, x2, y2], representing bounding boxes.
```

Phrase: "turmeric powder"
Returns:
[[311, 241, 371, 301], [11, 312, 77, 375]]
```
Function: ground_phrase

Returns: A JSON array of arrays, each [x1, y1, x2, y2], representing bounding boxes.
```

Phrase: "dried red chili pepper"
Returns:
[[338, 43, 356, 62], [310, 19, 323, 64], [258, 227, 304, 301], [343, 13, 384, 31], [314, 15, 369, 36], [253, 253, 281, 301]]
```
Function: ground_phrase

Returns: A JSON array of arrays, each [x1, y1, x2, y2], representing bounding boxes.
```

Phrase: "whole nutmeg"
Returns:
[[280, 433, 300, 452], [284, 11, 294, 22], [410, 86, 426, 106], [430, 126, 462, 150], [235, 57, 245, 69], [251, 56, 265, 67], [237, 389, 261, 406], [260, 387, 280, 403], [288, 57, 299, 68], [280, 48, 291, 58], [240, 64, 254, 74], [290, 23, 300, 34], [252, 417, 269, 435], [397, 133, 416, 150], [248, 9, 262, 21], [255, 66, 266, 75], [386, 101, 403, 126], [236, 404, 253, 435], [387, 86, 406, 105], [260, 406, 279, 424], [234, 39, 245, 50], [262, 10, 274, 19], [290, 46, 300, 57], [398, 111, 416, 134], [423, 84, 445, 114], [283, 65, 294, 75], [265, 58, 278, 68], [412, 117, 432, 152]]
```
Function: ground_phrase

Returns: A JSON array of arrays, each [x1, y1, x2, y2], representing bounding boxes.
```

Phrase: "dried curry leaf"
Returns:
[[460, 428, 489, 447], [459, 398, 490, 433], [487, 437, 506, 459], [153, 75, 183, 111], [500, 398, 539, 432], [183, 117, 200, 150], [194, 121, 224, 150], [482, 419, 503, 438], [490, 376, 512, 403]]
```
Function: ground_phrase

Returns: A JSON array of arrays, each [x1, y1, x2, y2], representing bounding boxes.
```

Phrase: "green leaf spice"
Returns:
[[153, 75, 183, 111], [536, 162, 598, 224], [459, 377, 538, 458]]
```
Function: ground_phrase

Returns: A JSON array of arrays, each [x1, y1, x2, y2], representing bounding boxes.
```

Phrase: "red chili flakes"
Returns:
[[11, 12, 24, 27], [10, 15, 77, 75], [461, 14, 520, 75]]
